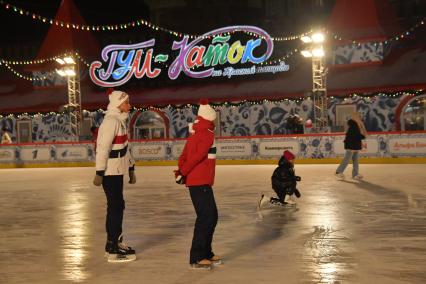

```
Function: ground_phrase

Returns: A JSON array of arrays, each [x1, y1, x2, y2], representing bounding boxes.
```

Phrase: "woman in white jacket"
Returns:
[[93, 90, 137, 263]]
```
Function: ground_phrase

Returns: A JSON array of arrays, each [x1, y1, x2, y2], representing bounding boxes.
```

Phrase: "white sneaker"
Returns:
[[335, 172, 345, 179], [284, 195, 296, 205], [258, 194, 270, 208], [352, 175, 363, 180]]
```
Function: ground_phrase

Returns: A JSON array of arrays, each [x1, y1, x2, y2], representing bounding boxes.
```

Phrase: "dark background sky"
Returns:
[[1, 0, 425, 88], [1, 0, 426, 52]]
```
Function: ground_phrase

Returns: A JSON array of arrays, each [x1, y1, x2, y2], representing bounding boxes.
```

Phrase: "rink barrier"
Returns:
[[0, 131, 425, 168]]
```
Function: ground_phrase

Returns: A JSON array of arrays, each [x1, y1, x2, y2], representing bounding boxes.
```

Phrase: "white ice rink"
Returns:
[[1, 164, 426, 284]]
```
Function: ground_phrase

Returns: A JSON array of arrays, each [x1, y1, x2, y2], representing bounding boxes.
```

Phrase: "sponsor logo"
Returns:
[[138, 146, 162, 155], [0, 151, 12, 158]]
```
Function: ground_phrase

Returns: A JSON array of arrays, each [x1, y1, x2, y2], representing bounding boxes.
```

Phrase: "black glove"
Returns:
[[128, 166, 136, 184], [174, 170, 186, 185], [129, 170, 136, 184], [294, 188, 301, 198], [93, 170, 104, 186]]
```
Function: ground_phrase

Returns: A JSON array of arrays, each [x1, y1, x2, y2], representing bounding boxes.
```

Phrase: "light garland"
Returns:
[[259, 47, 299, 65], [0, 0, 312, 41], [1, 90, 424, 119], [2, 0, 425, 44], [328, 17, 425, 46], [0, 52, 74, 65], [0, 60, 56, 81]]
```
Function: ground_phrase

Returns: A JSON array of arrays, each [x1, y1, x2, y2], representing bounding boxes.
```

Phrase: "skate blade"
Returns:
[[211, 260, 223, 266], [190, 264, 212, 270], [108, 254, 136, 263]]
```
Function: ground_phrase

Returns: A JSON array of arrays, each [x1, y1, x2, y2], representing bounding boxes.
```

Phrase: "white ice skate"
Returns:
[[284, 195, 296, 206], [335, 172, 345, 179], [352, 174, 363, 180], [258, 194, 270, 208]]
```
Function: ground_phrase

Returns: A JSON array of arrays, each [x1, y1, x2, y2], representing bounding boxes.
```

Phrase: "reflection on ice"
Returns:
[[60, 190, 90, 282]]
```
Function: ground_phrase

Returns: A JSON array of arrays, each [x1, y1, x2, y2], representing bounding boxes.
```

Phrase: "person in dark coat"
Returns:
[[335, 112, 367, 179], [258, 150, 301, 207]]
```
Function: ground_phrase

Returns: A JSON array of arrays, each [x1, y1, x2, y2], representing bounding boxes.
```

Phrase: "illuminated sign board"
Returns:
[[90, 26, 289, 87]]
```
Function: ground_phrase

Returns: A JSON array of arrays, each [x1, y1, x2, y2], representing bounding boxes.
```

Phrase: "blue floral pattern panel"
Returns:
[[220, 100, 314, 136], [162, 107, 197, 138], [328, 95, 403, 132], [0, 94, 409, 142], [332, 43, 389, 65], [32, 114, 74, 142], [0, 117, 17, 143]]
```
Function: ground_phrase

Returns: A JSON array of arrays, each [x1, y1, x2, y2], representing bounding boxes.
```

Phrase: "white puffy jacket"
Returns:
[[96, 109, 135, 176]]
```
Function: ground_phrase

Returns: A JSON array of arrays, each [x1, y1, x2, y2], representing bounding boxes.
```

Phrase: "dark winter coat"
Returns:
[[178, 117, 216, 186], [271, 156, 298, 192], [344, 119, 366, 150]]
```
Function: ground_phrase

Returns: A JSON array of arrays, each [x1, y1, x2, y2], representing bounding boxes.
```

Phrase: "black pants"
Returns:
[[189, 185, 218, 264], [102, 175, 125, 245], [273, 186, 293, 203]]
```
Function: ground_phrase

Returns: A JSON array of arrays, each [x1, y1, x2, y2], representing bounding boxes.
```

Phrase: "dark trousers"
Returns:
[[102, 175, 125, 245], [189, 185, 218, 264], [273, 186, 294, 203], [273, 187, 286, 203]]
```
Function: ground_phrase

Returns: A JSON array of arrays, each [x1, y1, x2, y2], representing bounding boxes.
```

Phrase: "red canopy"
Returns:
[[328, 0, 401, 42], [26, 0, 100, 71]]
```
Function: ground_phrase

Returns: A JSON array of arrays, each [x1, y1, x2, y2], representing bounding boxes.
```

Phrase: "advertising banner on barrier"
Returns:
[[333, 138, 379, 155], [171, 142, 186, 159], [258, 140, 299, 157], [389, 137, 426, 154], [20, 146, 51, 162], [56, 146, 88, 161], [0, 148, 15, 162], [132, 144, 167, 160], [216, 141, 252, 158]]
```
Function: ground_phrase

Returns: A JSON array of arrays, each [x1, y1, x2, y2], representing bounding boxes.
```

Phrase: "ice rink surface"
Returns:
[[1, 164, 425, 284]]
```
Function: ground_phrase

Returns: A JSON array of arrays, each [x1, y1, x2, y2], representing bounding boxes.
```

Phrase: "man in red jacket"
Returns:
[[175, 99, 220, 270]]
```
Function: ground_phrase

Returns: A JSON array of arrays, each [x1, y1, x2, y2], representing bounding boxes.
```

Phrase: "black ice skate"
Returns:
[[270, 197, 286, 206], [105, 234, 136, 261], [118, 234, 136, 255], [107, 245, 136, 263]]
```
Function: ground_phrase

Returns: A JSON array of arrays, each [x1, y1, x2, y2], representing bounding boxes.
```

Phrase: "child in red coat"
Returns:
[[175, 99, 221, 270]]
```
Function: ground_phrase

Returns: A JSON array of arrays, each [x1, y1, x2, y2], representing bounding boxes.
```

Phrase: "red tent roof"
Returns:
[[26, 0, 99, 71], [328, 0, 401, 41]]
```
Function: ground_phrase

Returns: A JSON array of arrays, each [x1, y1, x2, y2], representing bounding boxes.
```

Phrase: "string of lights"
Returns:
[[2, 0, 426, 44], [0, 0, 311, 41], [0, 60, 57, 81], [2, 90, 422, 119], [328, 18, 425, 46]]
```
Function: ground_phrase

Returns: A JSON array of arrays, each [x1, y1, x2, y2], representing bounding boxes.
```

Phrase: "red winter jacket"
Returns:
[[178, 117, 216, 186]]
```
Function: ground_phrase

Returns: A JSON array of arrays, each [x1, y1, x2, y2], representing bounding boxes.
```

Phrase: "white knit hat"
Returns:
[[197, 99, 216, 121], [107, 89, 129, 109]]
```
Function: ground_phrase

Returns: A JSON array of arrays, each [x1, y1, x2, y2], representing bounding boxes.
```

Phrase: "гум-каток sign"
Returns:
[[89, 26, 289, 87]]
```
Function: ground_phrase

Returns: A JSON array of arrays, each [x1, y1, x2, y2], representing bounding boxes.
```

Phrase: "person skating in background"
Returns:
[[1, 127, 12, 144], [259, 150, 301, 207], [93, 89, 137, 263], [174, 99, 221, 270], [335, 112, 367, 180]]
